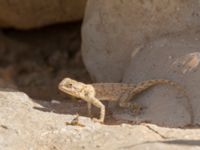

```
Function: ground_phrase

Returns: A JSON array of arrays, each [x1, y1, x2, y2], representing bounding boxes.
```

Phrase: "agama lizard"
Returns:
[[58, 78, 193, 124]]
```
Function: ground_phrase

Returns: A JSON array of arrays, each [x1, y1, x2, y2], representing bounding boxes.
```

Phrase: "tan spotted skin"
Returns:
[[58, 78, 193, 124]]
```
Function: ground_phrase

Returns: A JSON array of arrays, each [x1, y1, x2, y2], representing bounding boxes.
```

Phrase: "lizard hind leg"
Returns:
[[120, 101, 143, 114], [119, 92, 143, 114]]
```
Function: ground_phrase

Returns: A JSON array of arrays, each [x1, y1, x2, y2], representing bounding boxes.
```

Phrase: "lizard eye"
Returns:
[[66, 83, 73, 88]]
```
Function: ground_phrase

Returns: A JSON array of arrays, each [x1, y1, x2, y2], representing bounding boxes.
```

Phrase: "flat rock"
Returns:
[[0, 90, 200, 149]]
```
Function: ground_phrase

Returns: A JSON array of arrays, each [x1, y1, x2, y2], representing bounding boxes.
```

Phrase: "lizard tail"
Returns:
[[133, 79, 194, 125], [133, 79, 184, 95]]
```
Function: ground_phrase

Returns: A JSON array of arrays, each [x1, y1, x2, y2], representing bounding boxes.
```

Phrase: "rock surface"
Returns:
[[121, 31, 200, 125], [1, 90, 200, 150], [0, 0, 87, 29], [82, 0, 200, 82]]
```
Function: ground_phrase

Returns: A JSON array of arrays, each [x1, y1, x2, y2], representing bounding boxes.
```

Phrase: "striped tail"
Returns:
[[133, 79, 184, 95]]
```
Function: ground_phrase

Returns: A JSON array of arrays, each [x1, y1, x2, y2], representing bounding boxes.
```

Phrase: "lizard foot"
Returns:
[[65, 114, 85, 127], [130, 104, 143, 115], [92, 118, 104, 123]]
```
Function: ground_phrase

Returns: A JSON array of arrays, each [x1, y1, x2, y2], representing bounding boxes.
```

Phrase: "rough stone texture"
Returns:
[[1, 90, 200, 150], [82, 0, 200, 82], [0, 0, 87, 29]]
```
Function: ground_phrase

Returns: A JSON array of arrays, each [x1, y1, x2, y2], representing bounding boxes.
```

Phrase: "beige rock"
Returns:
[[120, 31, 200, 125], [0, 90, 200, 149], [82, 0, 200, 82], [0, 0, 87, 29]]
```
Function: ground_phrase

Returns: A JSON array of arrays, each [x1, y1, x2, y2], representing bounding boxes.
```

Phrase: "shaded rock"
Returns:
[[0, 0, 87, 29]]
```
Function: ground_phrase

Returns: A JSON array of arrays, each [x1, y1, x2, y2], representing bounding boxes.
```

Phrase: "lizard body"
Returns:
[[58, 78, 193, 124]]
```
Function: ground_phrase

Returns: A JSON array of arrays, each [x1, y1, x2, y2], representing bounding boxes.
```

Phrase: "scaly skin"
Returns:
[[58, 78, 193, 124]]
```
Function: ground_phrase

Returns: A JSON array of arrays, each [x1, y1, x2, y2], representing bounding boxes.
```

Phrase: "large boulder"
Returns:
[[81, 0, 200, 125], [82, 0, 200, 82], [0, 0, 87, 29]]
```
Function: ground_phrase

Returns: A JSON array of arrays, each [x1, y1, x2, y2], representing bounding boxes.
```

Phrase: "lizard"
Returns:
[[58, 78, 194, 124]]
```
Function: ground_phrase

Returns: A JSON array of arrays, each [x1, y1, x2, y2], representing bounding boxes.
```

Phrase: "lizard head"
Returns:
[[58, 78, 86, 98]]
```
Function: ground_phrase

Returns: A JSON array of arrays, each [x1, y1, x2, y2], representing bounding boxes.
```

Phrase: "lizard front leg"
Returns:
[[87, 102, 92, 117], [87, 97, 105, 123], [82, 85, 106, 123]]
